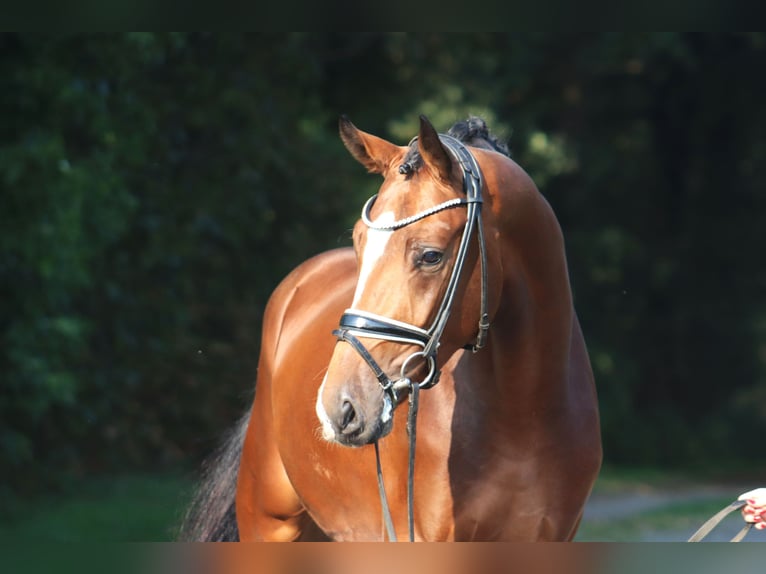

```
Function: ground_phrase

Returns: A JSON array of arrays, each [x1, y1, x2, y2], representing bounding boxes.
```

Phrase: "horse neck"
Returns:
[[481, 154, 575, 404]]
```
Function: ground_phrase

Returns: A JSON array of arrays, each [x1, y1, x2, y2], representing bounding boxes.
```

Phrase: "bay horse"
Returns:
[[180, 115, 601, 542]]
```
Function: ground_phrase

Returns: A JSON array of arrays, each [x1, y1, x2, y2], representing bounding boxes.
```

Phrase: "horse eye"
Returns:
[[421, 250, 443, 266]]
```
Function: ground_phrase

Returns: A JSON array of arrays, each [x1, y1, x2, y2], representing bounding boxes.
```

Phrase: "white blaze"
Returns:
[[315, 374, 336, 441], [351, 212, 395, 307], [315, 211, 397, 442]]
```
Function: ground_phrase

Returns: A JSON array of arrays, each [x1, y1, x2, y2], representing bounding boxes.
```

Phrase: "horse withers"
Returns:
[[180, 115, 601, 542]]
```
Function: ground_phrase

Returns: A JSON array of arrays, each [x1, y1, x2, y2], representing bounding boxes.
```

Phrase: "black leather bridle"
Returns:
[[331, 134, 490, 541], [333, 134, 489, 404]]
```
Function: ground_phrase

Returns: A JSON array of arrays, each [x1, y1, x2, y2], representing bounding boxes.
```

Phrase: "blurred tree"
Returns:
[[0, 33, 359, 495], [2, 33, 765, 500]]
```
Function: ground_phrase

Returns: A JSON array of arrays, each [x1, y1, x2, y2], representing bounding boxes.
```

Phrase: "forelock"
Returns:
[[397, 116, 509, 176]]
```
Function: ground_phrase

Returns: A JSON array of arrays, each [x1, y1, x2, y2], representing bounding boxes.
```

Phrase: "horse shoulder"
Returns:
[[237, 247, 356, 540], [258, 247, 356, 369]]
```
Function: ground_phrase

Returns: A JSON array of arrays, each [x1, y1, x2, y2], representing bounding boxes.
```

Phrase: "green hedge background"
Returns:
[[2, 33, 765, 501]]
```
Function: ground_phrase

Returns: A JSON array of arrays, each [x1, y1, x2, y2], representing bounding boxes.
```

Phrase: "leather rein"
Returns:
[[688, 499, 753, 542], [332, 134, 489, 541]]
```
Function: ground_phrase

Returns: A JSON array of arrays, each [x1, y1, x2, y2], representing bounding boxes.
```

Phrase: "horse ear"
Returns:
[[418, 115, 452, 182], [339, 115, 400, 175]]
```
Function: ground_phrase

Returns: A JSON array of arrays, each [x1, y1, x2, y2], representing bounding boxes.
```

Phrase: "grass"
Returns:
[[574, 465, 762, 542], [0, 472, 195, 541], [575, 496, 738, 541], [0, 466, 761, 542]]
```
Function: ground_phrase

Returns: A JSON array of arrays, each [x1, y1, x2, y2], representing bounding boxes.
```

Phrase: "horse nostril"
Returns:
[[340, 399, 356, 431]]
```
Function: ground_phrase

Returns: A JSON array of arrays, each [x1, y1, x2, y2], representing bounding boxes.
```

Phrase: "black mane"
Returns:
[[399, 116, 509, 175]]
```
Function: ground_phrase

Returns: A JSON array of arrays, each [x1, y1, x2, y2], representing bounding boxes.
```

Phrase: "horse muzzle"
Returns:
[[316, 377, 395, 447]]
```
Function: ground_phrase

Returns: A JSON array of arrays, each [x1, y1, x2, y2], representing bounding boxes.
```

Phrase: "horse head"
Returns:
[[316, 115, 501, 447]]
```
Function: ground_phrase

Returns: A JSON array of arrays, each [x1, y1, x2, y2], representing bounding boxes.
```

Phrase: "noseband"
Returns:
[[331, 134, 490, 541]]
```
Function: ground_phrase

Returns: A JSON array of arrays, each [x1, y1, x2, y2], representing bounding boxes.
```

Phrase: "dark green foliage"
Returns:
[[2, 33, 765, 499], [0, 33, 358, 495]]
